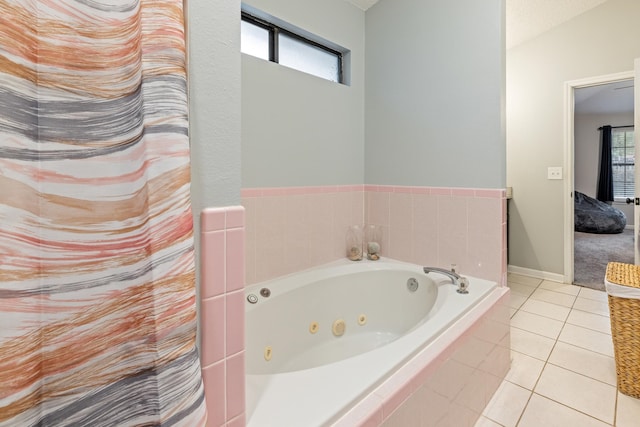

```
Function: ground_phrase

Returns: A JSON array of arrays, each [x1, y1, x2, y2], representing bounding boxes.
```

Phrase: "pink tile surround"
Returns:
[[201, 186, 508, 427], [200, 206, 246, 427], [333, 290, 511, 427], [242, 185, 507, 287]]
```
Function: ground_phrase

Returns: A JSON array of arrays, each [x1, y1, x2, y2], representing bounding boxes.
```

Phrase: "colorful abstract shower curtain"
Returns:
[[0, 0, 207, 425]]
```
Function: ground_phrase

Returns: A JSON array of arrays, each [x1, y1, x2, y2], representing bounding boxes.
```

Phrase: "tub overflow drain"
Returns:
[[407, 277, 419, 292]]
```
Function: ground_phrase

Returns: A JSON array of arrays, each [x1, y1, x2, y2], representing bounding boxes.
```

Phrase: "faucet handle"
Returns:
[[450, 263, 457, 273], [457, 277, 469, 294]]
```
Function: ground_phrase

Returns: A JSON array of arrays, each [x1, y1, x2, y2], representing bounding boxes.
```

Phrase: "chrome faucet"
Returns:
[[423, 265, 469, 294]]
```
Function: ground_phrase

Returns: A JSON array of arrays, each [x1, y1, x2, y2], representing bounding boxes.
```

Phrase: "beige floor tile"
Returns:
[[578, 286, 609, 302], [616, 392, 640, 427], [509, 282, 537, 297], [511, 310, 564, 339], [558, 323, 614, 357], [482, 380, 531, 427], [507, 273, 542, 287], [566, 309, 612, 335], [473, 272, 637, 427], [505, 350, 545, 390], [472, 415, 503, 427], [539, 280, 581, 295], [534, 364, 616, 424], [508, 293, 528, 310], [573, 297, 610, 317], [548, 341, 616, 386], [530, 288, 577, 308], [510, 327, 556, 361], [518, 393, 611, 427], [519, 298, 571, 322]]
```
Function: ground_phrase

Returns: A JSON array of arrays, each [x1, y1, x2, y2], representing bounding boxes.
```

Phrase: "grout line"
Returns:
[[506, 283, 618, 427], [508, 278, 547, 426], [517, 303, 571, 323], [613, 389, 619, 427], [527, 392, 614, 426]]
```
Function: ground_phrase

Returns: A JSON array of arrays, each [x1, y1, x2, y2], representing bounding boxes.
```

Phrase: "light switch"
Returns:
[[548, 167, 563, 180]]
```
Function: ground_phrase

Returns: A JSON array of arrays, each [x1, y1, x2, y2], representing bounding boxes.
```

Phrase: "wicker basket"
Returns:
[[605, 261, 640, 398]]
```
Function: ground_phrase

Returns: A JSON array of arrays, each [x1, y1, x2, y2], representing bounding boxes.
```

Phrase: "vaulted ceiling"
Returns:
[[344, 0, 610, 49]]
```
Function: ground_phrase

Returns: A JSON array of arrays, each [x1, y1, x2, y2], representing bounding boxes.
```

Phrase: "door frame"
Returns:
[[563, 70, 635, 284]]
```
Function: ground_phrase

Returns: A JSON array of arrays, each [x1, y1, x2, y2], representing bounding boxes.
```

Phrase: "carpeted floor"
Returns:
[[573, 228, 635, 291]]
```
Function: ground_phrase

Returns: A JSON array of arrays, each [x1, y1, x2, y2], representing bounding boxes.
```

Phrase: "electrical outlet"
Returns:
[[548, 167, 563, 180]]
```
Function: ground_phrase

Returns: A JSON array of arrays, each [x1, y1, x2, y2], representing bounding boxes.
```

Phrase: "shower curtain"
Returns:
[[0, 0, 207, 426]]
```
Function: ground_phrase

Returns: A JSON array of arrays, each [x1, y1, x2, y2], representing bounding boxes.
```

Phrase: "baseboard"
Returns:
[[625, 225, 634, 230], [507, 264, 565, 284]]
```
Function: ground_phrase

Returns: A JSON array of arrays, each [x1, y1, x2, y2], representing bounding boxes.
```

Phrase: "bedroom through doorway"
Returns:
[[572, 78, 635, 290]]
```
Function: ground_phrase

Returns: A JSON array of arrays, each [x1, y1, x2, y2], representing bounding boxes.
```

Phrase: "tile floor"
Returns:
[[473, 273, 640, 427]]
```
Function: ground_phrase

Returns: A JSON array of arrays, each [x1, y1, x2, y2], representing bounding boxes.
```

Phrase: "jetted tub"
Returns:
[[245, 258, 509, 426]]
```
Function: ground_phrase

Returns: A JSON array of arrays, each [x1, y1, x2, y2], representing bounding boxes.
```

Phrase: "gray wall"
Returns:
[[241, 0, 365, 188], [189, 0, 242, 210], [241, 0, 506, 190], [188, 0, 242, 349], [364, 0, 506, 188], [507, 0, 640, 275]]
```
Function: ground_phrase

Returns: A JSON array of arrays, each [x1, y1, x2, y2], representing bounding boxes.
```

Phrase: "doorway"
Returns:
[[564, 72, 635, 288]]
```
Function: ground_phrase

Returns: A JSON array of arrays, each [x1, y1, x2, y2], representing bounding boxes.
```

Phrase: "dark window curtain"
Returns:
[[597, 125, 614, 202]]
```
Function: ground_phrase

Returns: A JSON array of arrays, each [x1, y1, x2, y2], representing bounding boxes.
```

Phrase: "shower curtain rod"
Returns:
[[597, 125, 634, 130]]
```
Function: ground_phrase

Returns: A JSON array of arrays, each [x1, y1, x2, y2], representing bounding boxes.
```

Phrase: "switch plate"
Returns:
[[548, 167, 563, 180]]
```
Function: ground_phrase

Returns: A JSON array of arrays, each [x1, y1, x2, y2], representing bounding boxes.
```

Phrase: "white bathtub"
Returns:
[[245, 258, 508, 427]]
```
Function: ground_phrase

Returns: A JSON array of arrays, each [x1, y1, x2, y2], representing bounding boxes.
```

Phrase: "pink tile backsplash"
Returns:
[[201, 187, 506, 426], [201, 208, 226, 233], [200, 231, 225, 299], [378, 368, 417, 418], [225, 415, 246, 427], [225, 290, 244, 357], [242, 185, 507, 286], [200, 296, 225, 367], [201, 361, 225, 427], [226, 352, 246, 420], [226, 206, 245, 229], [333, 394, 385, 427], [430, 187, 452, 196], [225, 229, 245, 292], [243, 186, 366, 284], [200, 206, 246, 427], [451, 188, 476, 197], [474, 188, 504, 198]]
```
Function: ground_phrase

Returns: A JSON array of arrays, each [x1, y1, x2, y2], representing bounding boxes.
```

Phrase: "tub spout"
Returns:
[[423, 266, 469, 294]]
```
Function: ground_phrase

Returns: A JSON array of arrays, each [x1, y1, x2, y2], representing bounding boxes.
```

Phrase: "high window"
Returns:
[[240, 10, 345, 84], [612, 127, 635, 201]]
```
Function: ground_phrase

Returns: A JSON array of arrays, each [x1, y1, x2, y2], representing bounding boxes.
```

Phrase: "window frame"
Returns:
[[611, 127, 635, 202], [241, 11, 344, 84]]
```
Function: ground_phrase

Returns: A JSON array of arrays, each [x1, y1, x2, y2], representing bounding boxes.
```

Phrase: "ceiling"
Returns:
[[344, 0, 609, 49], [575, 80, 634, 115]]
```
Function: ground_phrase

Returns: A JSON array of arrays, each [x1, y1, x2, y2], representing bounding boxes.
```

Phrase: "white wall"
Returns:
[[241, 0, 365, 188], [575, 111, 635, 226], [364, 0, 506, 188], [507, 0, 640, 275]]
